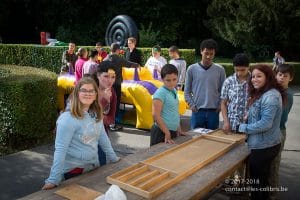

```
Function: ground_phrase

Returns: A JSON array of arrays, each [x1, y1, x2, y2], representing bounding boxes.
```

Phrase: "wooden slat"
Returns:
[[117, 165, 148, 182], [129, 170, 160, 186], [106, 177, 152, 198], [202, 134, 235, 144], [139, 171, 170, 190], [109, 163, 143, 179]]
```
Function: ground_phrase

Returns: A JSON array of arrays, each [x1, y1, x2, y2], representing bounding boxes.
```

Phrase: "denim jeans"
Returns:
[[190, 110, 219, 130]]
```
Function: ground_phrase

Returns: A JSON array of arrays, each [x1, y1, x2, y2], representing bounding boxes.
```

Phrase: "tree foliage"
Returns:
[[207, 0, 300, 59]]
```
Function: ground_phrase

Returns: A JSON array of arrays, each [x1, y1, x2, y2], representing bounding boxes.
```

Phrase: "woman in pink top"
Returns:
[[75, 48, 88, 84]]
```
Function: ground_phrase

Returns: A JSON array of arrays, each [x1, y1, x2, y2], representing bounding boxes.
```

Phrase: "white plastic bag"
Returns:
[[94, 185, 127, 200]]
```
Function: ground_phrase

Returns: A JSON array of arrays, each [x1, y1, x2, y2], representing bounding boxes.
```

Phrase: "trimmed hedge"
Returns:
[[0, 44, 196, 74], [219, 62, 300, 85], [0, 65, 57, 155]]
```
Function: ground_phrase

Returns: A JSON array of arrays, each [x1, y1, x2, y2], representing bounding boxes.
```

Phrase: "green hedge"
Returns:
[[0, 65, 58, 155], [0, 44, 196, 73], [219, 62, 300, 85]]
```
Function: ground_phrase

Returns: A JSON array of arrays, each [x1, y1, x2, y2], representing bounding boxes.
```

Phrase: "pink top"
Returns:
[[75, 58, 88, 84]]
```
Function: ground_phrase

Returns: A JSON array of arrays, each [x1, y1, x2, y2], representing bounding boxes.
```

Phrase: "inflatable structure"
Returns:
[[56, 67, 188, 130], [121, 67, 187, 129]]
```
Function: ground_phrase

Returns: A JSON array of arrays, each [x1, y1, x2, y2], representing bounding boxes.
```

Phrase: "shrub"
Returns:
[[0, 65, 57, 155], [0, 44, 196, 72], [218, 62, 300, 85]]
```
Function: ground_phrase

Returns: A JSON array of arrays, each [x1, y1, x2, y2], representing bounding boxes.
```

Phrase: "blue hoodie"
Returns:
[[45, 111, 119, 185]]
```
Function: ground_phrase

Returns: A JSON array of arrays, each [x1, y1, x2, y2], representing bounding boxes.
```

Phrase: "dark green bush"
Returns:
[[0, 44, 196, 73], [0, 65, 57, 155], [218, 62, 300, 85]]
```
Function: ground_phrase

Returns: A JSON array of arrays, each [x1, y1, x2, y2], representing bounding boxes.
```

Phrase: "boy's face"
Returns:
[[152, 50, 160, 58], [276, 72, 292, 88], [162, 73, 178, 90], [168, 51, 175, 59], [201, 48, 215, 66], [234, 66, 249, 79]]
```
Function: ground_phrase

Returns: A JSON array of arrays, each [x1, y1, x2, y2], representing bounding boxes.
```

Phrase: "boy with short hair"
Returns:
[[145, 45, 167, 80], [168, 46, 187, 90], [150, 64, 186, 146], [221, 53, 250, 133], [184, 39, 226, 130], [269, 63, 295, 200]]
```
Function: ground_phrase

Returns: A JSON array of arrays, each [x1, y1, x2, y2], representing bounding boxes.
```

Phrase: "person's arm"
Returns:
[[184, 67, 197, 112], [239, 94, 280, 134], [176, 124, 187, 136], [221, 99, 231, 133], [62, 51, 68, 66], [103, 89, 116, 126], [98, 121, 120, 162], [180, 61, 187, 86], [152, 99, 175, 144], [42, 115, 75, 189], [124, 58, 139, 68]]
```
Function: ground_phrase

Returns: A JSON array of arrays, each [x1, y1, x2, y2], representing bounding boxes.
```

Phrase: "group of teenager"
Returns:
[[45, 38, 294, 200], [150, 39, 294, 200]]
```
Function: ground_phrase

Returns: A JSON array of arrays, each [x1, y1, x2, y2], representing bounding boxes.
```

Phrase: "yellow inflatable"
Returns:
[[57, 74, 75, 111], [121, 67, 187, 129], [56, 68, 188, 130]]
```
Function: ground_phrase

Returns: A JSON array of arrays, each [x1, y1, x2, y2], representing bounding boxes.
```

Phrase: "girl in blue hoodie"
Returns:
[[42, 77, 119, 190]]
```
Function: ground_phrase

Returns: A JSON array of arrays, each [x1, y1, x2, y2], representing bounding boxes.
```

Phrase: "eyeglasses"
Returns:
[[79, 88, 96, 95]]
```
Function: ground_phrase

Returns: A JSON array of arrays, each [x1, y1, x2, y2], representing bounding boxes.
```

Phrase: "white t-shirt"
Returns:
[[145, 56, 167, 79]]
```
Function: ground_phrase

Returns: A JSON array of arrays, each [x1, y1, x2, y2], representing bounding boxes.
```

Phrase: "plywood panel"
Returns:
[[144, 137, 231, 174], [54, 184, 102, 200]]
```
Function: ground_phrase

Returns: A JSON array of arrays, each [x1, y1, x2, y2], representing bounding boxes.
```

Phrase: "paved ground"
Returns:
[[1, 86, 299, 200]]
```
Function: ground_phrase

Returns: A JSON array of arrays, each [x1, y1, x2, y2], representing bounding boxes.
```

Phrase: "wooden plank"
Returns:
[[129, 170, 160, 186], [144, 137, 232, 174], [107, 176, 152, 198], [117, 165, 148, 182], [207, 130, 246, 143], [54, 184, 102, 200], [109, 163, 144, 179], [139, 171, 170, 190]]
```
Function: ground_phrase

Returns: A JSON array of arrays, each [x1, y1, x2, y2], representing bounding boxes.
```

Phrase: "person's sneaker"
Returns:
[[109, 124, 123, 131]]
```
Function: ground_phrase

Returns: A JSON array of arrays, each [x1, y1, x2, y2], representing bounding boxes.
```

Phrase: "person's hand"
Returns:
[[177, 130, 187, 136], [164, 133, 175, 144], [222, 121, 231, 134], [243, 112, 248, 122], [112, 157, 121, 163], [42, 183, 56, 190], [191, 106, 198, 112], [103, 88, 112, 102]]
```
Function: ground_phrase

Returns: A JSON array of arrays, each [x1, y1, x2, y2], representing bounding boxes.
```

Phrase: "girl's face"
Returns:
[[83, 51, 88, 59], [78, 83, 97, 108], [251, 69, 266, 89], [97, 70, 116, 89], [162, 73, 178, 90]]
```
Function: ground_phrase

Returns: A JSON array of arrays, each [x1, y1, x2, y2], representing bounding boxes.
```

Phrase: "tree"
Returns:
[[207, 0, 300, 59]]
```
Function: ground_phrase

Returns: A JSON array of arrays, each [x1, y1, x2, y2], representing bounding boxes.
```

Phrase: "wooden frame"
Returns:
[[107, 130, 246, 199]]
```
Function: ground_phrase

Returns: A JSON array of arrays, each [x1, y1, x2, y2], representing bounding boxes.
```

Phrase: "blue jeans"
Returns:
[[191, 110, 219, 130]]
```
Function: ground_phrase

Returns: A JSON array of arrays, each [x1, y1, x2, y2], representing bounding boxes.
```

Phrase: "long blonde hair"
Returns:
[[69, 77, 103, 122]]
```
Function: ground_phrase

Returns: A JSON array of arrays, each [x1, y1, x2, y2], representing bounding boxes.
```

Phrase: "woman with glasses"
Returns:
[[42, 77, 119, 190]]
